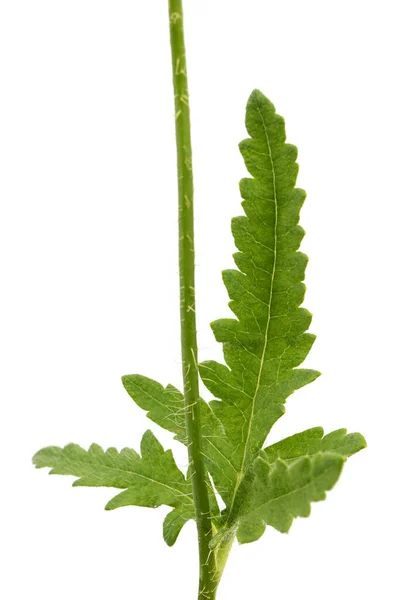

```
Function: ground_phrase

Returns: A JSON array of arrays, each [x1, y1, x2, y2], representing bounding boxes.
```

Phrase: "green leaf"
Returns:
[[122, 373, 237, 508], [33, 430, 194, 544], [118, 93, 366, 550], [31, 87, 367, 583], [122, 375, 187, 443], [163, 506, 193, 547], [120, 94, 366, 541], [235, 514, 266, 544], [264, 427, 367, 463], [199, 89, 320, 507], [236, 452, 344, 541]]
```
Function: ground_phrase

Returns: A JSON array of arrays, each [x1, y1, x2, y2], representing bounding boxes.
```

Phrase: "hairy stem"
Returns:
[[168, 1, 217, 598]]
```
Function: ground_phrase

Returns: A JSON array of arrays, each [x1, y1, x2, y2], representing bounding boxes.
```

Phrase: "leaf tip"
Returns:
[[248, 88, 268, 106], [349, 432, 367, 454]]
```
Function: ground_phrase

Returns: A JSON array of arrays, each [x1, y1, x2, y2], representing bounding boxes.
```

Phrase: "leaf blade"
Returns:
[[236, 452, 344, 540], [32, 430, 194, 543], [122, 375, 187, 443], [122, 373, 236, 509], [263, 427, 367, 463], [163, 507, 194, 547], [199, 90, 320, 506]]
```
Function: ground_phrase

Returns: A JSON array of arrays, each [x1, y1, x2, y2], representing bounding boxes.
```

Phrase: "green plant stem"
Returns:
[[168, 1, 218, 598]]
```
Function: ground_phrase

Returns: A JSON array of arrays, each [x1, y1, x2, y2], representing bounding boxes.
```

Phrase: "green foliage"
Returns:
[[236, 452, 344, 540], [198, 90, 320, 510], [121, 90, 366, 544], [263, 427, 366, 463], [122, 375, 187, 443], [33, 430, 194, 546], [33, 90, 365, 565]]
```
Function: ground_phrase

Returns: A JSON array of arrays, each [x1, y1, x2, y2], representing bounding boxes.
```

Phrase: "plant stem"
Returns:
[[168, 1, 218, 598]]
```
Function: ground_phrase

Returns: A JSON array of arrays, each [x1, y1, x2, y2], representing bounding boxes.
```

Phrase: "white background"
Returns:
[[1, 1, 399, 598]]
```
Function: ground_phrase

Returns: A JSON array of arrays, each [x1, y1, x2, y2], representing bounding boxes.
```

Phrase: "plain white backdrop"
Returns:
[[1, 1, 399, 598]]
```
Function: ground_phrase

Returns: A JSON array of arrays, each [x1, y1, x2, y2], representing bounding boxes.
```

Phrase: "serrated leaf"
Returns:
[[122, 373, 237, 508], [263, 427, 367, 463], [163, 506, 193, 547], [33, 430, 194, 544], [235, 452, 344, 541], [199, 90, 320, 509], [118, 93, 366, 548], [122, 375, 187, 443]]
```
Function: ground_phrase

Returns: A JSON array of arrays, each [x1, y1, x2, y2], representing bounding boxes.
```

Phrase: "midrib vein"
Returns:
[[73, 460, 192, 500], [256, 463, 337, 511], [228, 106, 278, 516]]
